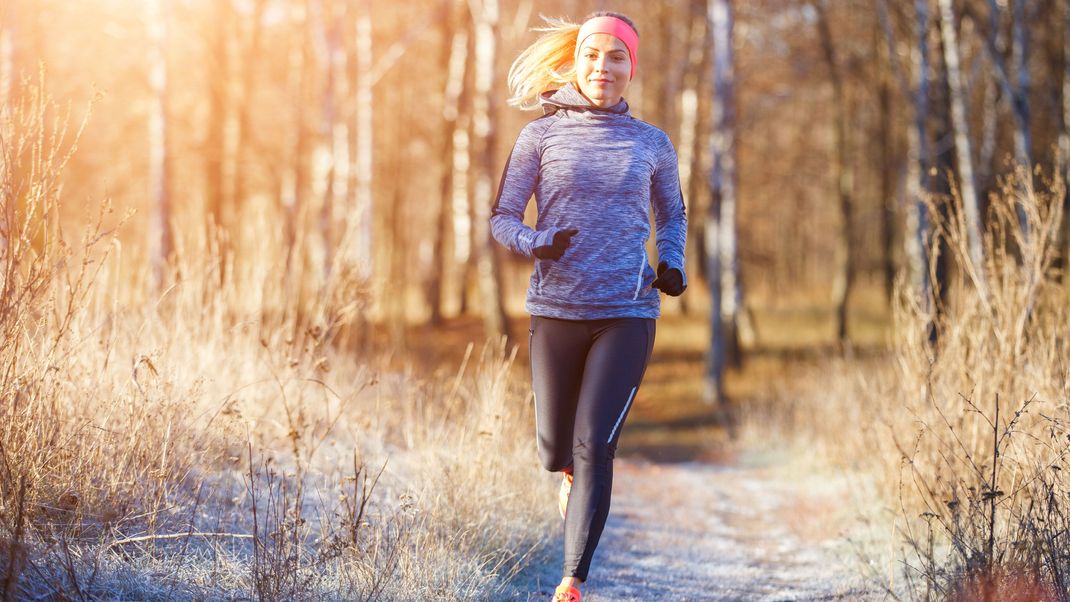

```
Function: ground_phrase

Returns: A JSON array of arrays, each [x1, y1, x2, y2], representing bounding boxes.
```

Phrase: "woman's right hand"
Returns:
[[533, 228, 579, 260]]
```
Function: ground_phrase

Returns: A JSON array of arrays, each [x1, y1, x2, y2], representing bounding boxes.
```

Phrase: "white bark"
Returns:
[[469, 0, 509, 340], [430, 3, 468, 323], [938, 0, 987, 294], [347, 0, 374, 280], [147, 0, 173, 289], [705, 0, 740, 403], [906, 0, 934, 308]]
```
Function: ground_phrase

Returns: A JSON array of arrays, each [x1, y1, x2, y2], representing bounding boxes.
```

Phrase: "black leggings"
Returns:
[[528, 315, 656, 582]]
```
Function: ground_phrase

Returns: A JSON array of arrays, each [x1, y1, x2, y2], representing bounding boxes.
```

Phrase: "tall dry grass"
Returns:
[[748, 167, 1070, 601], [1, 83, 553, 600]]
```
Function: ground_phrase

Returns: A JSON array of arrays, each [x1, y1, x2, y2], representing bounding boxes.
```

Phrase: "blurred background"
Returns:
[[5, 0, 1070, 597]]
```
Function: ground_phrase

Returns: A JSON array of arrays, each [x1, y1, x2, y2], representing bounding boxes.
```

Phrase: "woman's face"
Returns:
[[575, 33, 632, 108]]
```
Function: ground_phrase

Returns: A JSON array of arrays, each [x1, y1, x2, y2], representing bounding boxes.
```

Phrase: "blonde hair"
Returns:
[[507, 12, 640, 111], [507, 16, 581, 111]]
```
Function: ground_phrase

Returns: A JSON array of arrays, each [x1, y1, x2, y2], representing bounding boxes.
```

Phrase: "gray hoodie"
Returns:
[[490, 82, 688, 320]]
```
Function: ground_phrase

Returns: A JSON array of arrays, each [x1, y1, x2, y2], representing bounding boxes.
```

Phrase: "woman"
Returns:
[[490, 11, 687, 602]]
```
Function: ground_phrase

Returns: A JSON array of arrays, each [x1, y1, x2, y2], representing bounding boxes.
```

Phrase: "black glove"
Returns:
[[533, 228, 579, 260], [651, 261, 686, 296]]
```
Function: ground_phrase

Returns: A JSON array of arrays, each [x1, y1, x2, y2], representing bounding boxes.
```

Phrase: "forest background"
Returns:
[[5, 0, 1070, 599]]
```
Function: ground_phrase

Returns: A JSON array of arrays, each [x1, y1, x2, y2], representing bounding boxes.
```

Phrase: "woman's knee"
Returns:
[[538, 444, 572, 473], [572, 437, 616, 465]]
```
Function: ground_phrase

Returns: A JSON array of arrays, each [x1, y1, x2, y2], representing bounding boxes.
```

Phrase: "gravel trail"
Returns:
[[510, 454, 884, 601]]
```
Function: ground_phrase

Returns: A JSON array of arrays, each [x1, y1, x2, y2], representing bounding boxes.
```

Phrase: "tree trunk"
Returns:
[[976, 0, 1032, 233], [1010, 0, 1033, 170], [314, 0, 345, 280], [875, 14, 897, 304], [430, 0, 468, 325], [282, 0, 314, 276], [1062, 0, 1070, 272], [907, 0, 935, 315], [346, 0, 374, 282], [457, 11, 477, 316], [469, 0, 511, 342], [815, 0, 855, 348], [233, 0, 267, 214], [147, 0, 174, 290], [705, 0, 740, 404], [205, 0, 232, 286], [678, 0, 708, 306], [937, 0, 987, 293]]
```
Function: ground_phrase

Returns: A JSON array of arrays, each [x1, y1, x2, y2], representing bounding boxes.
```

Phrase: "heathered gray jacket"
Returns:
[[489, 82, 688, 320]]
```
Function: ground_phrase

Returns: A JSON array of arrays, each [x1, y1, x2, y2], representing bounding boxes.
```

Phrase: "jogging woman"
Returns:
[[490, 11, 688, 602]]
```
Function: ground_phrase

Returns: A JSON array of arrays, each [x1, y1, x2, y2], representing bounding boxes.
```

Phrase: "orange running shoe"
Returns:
[[552, 584, 581, 602], [558, 471, 573, 519]]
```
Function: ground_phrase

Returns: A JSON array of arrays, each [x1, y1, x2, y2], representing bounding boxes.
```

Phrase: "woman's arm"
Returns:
[[650, 132, 689, 288], [489, 118, 565, 258]]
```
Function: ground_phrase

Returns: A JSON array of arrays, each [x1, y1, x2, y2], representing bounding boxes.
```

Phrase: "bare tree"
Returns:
[[232, 0, 267, 217], [429, 0, 468, 325], [347, 0, 374, 281], [679, 0, 710, 305], [147, 0, 174, 289], [280, 0, 314, 275], [205, 0, 232, 285], [705, 0, 738, 405], [313, 0, 346, 279], [967, 0, 1033, 233], [468, 0, 510, 342], [873, 10, 898, 303], [814, 0, 855, 346], [937, 0, 986, 294], [908, 0, 935, 313]]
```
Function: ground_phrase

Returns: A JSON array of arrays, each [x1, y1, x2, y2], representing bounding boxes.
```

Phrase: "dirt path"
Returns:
[[509, 452, 881, 601]]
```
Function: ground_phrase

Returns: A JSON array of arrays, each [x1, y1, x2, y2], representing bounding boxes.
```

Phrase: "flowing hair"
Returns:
[[507, 11, 639, 111]]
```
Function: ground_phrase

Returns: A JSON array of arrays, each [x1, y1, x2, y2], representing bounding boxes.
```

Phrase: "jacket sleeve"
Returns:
[[489, 119, 562, 258], [651, 131, 689, 287]]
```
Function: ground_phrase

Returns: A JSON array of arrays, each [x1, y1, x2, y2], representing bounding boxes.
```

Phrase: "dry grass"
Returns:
[[1, 82, 553, 600], [746, 167, 1070, 600]]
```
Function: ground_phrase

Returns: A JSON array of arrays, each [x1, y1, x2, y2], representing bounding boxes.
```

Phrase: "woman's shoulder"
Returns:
[[629, 118, 675, 149]]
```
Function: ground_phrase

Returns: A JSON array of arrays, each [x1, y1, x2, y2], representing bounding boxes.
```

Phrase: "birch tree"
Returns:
[[313, 0, 346, 279], [679, 0, 709, 299], [281, 0, 314, 274], [873, 13, 897, 302], [147, 0, 174, 290], [468, 0, 510, 341], [233, 0, 267, 216], [814, 0, 856, 346], [205, 0, 230, 240], [705, 0, 738, 404], [347, 0, 374, 281], [937, 0, 986, 293], [908, 0, 935, 313], [968, 0, 1033, 233], [429, 0, 468, 325], [205, 0, 232, 287]]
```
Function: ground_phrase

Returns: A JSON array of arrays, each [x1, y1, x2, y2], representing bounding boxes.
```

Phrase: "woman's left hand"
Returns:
[[651, 261, 686, 296]]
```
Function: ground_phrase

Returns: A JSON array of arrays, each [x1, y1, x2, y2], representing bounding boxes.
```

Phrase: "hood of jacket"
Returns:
[[539, 81, 631, 118]]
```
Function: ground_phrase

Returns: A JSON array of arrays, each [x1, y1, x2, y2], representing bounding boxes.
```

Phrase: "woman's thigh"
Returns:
[[573, 318, 656, 450], [529, 315, 590, 469]]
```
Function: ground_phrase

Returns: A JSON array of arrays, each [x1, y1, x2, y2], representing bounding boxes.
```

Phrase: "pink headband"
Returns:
[[575, 16, 639, 80]]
